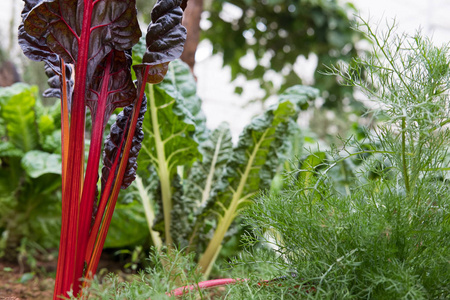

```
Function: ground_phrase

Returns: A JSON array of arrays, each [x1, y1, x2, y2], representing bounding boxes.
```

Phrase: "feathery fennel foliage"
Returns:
[[228, 21, 450, 299]]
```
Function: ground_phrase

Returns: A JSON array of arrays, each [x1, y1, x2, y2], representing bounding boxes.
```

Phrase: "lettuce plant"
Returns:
[[0, 83, 62, 258], [18, 0, 187, 297]]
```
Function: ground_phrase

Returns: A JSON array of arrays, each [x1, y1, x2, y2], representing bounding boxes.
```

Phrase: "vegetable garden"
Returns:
[[0, 0, 449, 299]]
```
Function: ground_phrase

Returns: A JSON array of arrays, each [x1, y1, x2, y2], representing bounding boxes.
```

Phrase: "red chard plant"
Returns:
[[18, 0, 187, 298]]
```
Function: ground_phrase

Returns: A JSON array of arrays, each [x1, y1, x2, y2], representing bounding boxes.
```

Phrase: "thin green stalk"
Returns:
[[149, 84, 173, 247], [401, 115, 411, 197], [201, 130, 224, 206], [136, 175, 162, 250], [198, 130, 269, 274]]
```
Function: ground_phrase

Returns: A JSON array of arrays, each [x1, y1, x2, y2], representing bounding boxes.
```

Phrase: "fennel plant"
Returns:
[[228, 20, 450, 299]]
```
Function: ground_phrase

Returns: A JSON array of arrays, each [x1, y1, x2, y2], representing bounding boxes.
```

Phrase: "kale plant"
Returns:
[[131, 57, 319, 276]]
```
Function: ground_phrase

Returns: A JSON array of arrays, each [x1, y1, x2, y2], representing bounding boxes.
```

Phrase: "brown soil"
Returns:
[[0, 255, 228, 299], [0, 250, 138, 300], [0, 261, 54, 300]]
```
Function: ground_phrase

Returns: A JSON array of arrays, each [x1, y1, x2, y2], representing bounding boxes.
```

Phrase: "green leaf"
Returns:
[[0, 83, 33, 105], [138, 83, 201, 245], [278, 85, 318, 111], [41, 130, 61, 153], [297, 151, 327, 198], [19, 272, 34, 283], [26, 186, 62, 249], [184, 123, 233, 208], [21, 150, 61, 178], [0, 83, 39, 152], [197, 86, 318, 273], [104, 200, 148, 249], [172, 123, 233, 247], [139, 84, 200, 176], [160, 60, 208, 142], [37, 114, 55, 137], [0, 142, 24, 158]]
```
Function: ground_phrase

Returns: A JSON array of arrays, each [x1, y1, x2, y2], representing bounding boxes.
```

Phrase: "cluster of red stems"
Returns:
[[18, 0, 188, 298]]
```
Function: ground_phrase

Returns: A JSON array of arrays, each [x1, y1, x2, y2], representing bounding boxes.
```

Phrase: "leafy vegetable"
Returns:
[[137, 83, 200, 246], [134, 57, 319, 275], [0, 83, 39, 152], [21, 150, 62, 178], [197, 86, 318, 274], [18, 0, 187, 297], [0, 83, 62, 260]]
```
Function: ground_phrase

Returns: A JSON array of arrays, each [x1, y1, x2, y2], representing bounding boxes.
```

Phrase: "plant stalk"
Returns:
[[149, 84, 173, 247], [136, 175, 162, 249]]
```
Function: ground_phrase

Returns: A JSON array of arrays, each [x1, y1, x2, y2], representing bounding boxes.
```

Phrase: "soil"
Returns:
[[0, 251, 126, 300], [0, 260, 54, 300], [0, 253, 229, 299]]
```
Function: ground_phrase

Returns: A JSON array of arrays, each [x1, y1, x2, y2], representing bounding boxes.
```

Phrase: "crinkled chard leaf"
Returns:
[[184, 123, 233, 208], [102, 95, 147, 192], [18, 0, 58, 66], [137, 84, 200, 178], [87, 50, 137, 125], [42, 62, 74, 101], [133, 0, 187, 84], [180, 123, 233, 249], [19, 0, 74, 100], [160, 60, 208, 142], [136, 83, 200, 245], [23, 0, 141, 83]]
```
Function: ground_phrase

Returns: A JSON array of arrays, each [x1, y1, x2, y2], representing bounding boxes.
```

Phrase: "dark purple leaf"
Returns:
[[133, 0, 187, 84], [23, 0, 141, 83], [42, 62, 74, 102], [87, 50, 137, 127], [101, 95, 147, 192], [18, 0, 58, 66]]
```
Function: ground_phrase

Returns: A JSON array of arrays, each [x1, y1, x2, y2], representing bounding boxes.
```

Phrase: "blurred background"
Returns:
[[2, 0, 450, 140]]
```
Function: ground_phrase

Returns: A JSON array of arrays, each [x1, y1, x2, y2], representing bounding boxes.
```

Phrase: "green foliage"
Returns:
[[230, 22, 450, 299], [134, 59, 318, 274], [0, 83, 39, 152], [21, 151, 62, 178], [104, 200, 149, 249], [204, 0, 362, 107], [0, 83, 62, 259], [75, 247, 205, 300], [196, 86, 317, 274]]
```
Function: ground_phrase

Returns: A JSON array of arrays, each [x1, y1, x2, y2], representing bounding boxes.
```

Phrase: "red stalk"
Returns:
[[74, 51, 114, 287], [54, 1, 94, 298], [84, 135, 125, 266], [57, 57, 70, 299], [164, 277, 315, 298], [167, 278, 242, 297], [84, 67, 150, 282]]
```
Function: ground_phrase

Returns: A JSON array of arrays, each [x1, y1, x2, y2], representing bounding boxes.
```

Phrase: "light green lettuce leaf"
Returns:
[[0, 83, 39, 152], [21, 150, 61, 178], [104, 200, 149, 249]]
